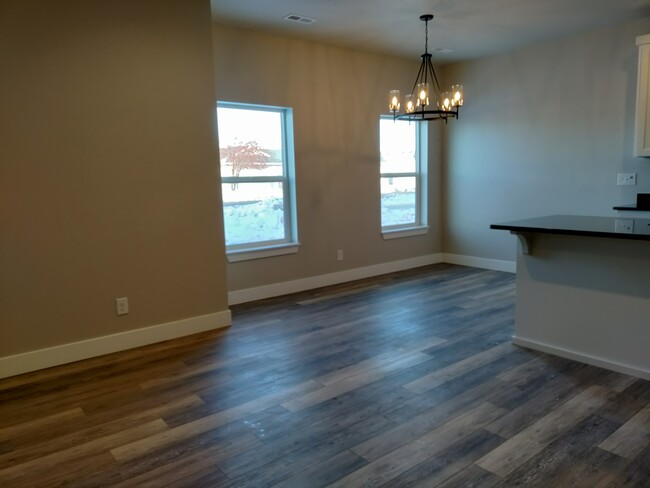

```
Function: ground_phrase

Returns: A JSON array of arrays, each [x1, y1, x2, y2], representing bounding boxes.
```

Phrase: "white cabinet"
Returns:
[[635, 34, 650, 157]]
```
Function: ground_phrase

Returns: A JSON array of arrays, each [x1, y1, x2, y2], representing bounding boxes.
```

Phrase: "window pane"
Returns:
[[380, 119, 417, 174], [217, 107, 284, 177], [221, 182, 285, 246], [381, 176, 416, 227]]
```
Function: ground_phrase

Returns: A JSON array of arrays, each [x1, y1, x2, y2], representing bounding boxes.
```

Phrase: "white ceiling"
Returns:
[[211, 0, 650, 63]]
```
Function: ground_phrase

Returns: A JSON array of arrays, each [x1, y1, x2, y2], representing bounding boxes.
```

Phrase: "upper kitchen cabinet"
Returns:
[[635, 34, 650, 157]]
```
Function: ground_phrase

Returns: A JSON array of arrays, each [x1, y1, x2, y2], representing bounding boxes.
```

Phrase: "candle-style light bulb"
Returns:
[[441, 92, 451, 111], [405, 94, 415, 113], [451, 84, 464, 106], [388, 89, 401, 113], [416, 83, 429, 107]]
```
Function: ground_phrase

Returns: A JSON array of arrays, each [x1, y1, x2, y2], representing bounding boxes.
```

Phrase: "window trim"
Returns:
[[382, 226, 429, 240], [217, 102, 299, 259], [226, 242, 300, 262], [379, 117, 428, 237]]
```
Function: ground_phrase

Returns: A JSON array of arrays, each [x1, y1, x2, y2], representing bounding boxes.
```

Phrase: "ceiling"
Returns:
[[211, 0, 650, 63]]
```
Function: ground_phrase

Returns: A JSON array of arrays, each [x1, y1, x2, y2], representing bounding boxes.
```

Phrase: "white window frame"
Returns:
[[379, 117, 429, 239], [217, 102, 299, 261]]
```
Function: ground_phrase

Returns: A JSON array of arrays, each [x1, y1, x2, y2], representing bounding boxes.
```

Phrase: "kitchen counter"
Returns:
[[491, 214, 650, 241], [491, 215, 650, 380]]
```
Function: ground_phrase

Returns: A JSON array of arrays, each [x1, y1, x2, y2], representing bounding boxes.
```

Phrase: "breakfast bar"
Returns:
[[491, 215, 650, 380]]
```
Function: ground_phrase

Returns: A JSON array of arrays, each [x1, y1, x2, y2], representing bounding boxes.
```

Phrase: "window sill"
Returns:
[[227, 243, 300, 262], [382, 226, 429, 240]]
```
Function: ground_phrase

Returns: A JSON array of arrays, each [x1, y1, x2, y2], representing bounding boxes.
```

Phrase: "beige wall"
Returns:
[[213, 24, 443, 292], [0, 0, 229, 357], [5, 2, 643, 360], [441, 17, 650, 261]]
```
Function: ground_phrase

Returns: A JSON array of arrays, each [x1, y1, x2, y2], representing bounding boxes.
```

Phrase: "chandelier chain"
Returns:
[[425, 18, 429, 54]]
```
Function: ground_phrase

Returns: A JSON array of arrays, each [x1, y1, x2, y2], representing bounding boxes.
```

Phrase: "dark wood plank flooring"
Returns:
[[1, 264, 649, 487]]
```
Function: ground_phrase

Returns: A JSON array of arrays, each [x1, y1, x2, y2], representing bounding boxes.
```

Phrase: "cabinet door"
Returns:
[[635, 36, 650, 157]]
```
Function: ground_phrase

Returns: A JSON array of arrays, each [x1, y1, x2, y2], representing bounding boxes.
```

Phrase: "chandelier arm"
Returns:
[[396, 109, 455, 122], [427, 58, 443, 99], [410, 58, 427, 96], [423, 57, 428, 86], [395, 109, 458, 123]]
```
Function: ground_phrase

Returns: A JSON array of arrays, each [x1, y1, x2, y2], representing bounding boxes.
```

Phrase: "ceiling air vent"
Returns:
[[283, 13, 317, 25]]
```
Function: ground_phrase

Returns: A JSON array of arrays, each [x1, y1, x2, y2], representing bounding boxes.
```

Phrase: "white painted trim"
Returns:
[[441, 253, 516, 273], [227, 243, 300, 263], [635, 38, 650, 157], [512, 335, 650, 381], [0, 310, 232, 379], [382, 226, 429, 240], [637, 33, 650, 46], [228, 253, 443, 305]]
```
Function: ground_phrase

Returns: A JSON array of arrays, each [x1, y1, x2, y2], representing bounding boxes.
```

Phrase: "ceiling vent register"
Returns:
[[283, 13, 317, 25]]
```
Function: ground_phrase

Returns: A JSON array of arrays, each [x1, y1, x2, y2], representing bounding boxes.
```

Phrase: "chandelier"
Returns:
[[388, 14, 464, 122]]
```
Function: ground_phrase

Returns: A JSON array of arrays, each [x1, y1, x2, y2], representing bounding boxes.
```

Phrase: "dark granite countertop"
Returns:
[[613, 204, 650, 211], [490, 215, 650, 241]]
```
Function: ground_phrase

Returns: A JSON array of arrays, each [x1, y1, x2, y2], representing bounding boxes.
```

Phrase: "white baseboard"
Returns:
[[0, 252, 515, 379], [441, 253, 516, 273], [228, 253, 444, 305], [513, 335, 650, 381], [0, 310, 232, 380]]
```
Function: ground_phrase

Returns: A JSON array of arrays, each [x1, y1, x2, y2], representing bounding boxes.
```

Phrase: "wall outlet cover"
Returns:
[[617, 173, 637, 186], [614, 219, 634, 233], [116, 297, 129, 315]]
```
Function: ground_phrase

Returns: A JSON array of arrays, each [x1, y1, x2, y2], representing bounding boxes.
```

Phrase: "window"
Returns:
[[217, 102, 298, 260], [379, 117, 428, 238]]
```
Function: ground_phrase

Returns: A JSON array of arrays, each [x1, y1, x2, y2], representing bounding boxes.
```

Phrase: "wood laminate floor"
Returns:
[[1, 264, 649, 487]]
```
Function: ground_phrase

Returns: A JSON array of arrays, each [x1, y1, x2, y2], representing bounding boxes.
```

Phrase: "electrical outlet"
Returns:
[[615, 219, 634, 233], [617, 173, 637, 186], [337, 249, 344, 261], [116, 297, 129, 315]]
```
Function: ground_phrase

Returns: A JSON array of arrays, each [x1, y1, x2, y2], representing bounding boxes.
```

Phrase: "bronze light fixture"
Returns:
[[388, 14, 464, 122]]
